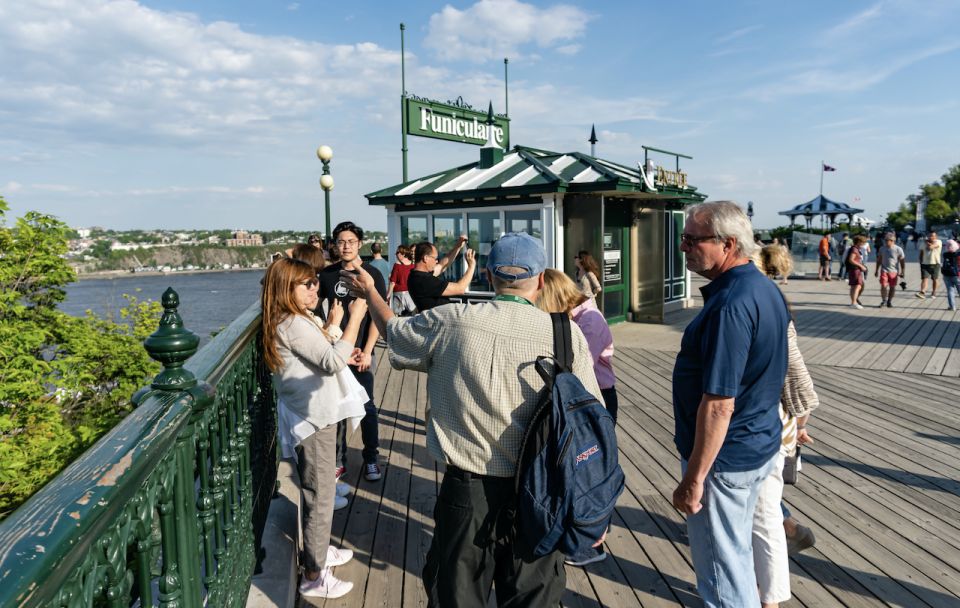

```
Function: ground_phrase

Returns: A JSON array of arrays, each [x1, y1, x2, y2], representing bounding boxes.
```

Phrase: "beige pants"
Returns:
[[295, 424, 337, 571]]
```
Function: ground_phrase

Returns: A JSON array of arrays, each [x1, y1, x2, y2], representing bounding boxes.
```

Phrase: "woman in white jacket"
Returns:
[[261, 258, 368, 599]]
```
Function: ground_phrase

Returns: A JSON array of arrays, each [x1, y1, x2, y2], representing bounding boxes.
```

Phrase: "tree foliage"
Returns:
[[886, 164, 960, 231], [0, 198, 160, 518]]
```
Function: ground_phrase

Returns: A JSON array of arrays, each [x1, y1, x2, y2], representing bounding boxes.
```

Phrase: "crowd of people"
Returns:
[[259, 202, 878, 606]]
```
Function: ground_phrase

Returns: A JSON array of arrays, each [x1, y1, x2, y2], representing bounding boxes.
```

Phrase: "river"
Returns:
[[62, 270, 265, 346]]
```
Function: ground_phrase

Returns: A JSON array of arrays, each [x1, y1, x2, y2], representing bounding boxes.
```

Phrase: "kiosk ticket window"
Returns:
[[468, 212, 501, 291]]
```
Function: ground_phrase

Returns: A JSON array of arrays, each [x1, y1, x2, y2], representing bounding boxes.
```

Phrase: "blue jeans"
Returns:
[[945, 275, 959, 310], [682, 454, 777, 608]]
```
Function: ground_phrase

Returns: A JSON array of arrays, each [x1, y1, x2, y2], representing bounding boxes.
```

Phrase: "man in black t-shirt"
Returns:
[[408, 240, 476, 311], [318, 221, 387, 482]]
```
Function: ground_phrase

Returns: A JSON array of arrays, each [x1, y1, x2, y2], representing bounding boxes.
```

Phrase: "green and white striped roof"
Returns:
[[366, 145, 706, 206]]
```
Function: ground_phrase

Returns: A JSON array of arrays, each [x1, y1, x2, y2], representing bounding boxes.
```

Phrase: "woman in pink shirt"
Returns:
[[538, 269, 618, 422]]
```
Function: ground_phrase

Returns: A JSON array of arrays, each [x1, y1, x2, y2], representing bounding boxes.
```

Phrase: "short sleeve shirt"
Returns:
[[672, 262, 788, 472], [389, 263, 414, 292], [318, 261, 387, 348], [877, 245, 905, 273], [408, 270, 450, 311], [369, 258, 391, 283]]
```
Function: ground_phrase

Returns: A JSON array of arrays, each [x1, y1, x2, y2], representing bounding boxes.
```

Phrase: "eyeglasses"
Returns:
[[680, 233, 720, 246], [308, 239, 321, 244], [336, 239, 359, 248], [298, 278, 319, 289]]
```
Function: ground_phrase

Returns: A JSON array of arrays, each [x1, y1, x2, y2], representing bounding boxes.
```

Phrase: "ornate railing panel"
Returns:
[[0, 288, 277, 608]]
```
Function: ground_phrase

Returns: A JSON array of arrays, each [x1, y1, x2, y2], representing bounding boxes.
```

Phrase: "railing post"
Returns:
[[141, 288, 209, 608]]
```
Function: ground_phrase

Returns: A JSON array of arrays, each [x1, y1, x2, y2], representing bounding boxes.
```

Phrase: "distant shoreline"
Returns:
[[75, 267, 264, 281]]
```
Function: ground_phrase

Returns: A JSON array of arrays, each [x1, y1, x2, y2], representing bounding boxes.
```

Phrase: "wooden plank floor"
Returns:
[[297, 267, 960, 607]]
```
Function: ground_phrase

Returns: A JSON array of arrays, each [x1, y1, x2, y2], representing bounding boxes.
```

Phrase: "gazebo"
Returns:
[[779, 195, 864, 229]]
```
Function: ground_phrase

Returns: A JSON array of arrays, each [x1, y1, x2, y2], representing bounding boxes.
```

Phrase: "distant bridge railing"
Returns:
[[0, 288, 277, 608]]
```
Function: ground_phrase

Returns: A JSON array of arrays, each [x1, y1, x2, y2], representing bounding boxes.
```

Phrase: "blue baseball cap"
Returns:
[[486, 232, 546, 280]]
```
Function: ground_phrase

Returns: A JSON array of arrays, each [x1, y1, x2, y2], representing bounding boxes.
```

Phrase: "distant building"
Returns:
[[75, 228, 91, 238], [226, 230, 263, 247]]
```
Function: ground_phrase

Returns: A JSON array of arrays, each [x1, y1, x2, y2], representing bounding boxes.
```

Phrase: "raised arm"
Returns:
[[440, 249, 477, 296], [434, 235, 468, 276]]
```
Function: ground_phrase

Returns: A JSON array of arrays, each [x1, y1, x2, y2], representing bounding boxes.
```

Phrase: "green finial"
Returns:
[[486, 101, 494, 125], [143, 287, 200, 390]]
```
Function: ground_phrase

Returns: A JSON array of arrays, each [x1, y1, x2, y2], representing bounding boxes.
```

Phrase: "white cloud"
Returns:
[[0, 0, 401, 149], [287, 3, 300, 10], [3, 181, 23, 193], [715, 24, 762, 44], [826, 2, 885, 38], [744, 41, 960, 101], [424, 0, 592, 62]]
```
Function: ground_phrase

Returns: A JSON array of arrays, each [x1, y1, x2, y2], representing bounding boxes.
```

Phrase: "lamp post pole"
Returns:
[[317, 146, 334, 240]]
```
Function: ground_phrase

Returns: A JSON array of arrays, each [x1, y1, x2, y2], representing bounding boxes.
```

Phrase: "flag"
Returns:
[[823, 163, 836, 172]]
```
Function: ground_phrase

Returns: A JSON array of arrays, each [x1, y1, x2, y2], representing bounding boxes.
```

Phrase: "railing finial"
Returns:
[[144, 287, 200, 390]]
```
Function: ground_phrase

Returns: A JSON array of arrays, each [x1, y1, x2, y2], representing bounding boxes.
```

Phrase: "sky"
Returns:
[[1, 0, 959, 232]]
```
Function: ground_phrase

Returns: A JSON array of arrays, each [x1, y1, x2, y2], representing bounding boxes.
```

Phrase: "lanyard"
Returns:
[[493, 294, 534, 307]]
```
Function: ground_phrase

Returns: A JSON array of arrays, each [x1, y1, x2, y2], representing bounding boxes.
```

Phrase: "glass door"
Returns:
[[602, 203, 630, 324]]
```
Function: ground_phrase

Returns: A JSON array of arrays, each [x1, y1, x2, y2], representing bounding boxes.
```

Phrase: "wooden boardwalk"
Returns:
[[296, 268, 960, 607]]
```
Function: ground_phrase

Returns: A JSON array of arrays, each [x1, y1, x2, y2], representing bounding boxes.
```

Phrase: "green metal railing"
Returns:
[[0, 288, 277, 608]]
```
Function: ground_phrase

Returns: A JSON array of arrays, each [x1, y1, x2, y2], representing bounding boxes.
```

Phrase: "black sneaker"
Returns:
[[364, 462, 382, 481], [887, 300, 894, 308]]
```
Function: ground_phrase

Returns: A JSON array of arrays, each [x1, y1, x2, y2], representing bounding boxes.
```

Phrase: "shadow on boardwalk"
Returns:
[[288, 272, 960, 607]]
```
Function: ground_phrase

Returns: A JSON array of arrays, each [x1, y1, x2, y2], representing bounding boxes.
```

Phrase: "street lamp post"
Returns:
[[317, 145, 334, 241], [747, 201, 754, 222]]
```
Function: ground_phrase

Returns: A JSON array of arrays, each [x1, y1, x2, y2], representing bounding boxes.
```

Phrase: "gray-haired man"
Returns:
[[672, 201, 789, 607], [341, 233, 605, 607]]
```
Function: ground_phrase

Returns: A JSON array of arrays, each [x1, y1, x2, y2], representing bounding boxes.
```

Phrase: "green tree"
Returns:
[[0, 198, 160, 518]]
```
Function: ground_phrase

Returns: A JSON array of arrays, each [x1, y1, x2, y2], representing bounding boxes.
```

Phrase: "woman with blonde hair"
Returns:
[[537, 268, 619, 567], [574, 251, 602, 301], [261, 258, 369, 599]]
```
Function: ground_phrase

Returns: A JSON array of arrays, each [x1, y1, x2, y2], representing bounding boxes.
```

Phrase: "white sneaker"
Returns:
[[333, 494, 348, 511], [299, 568, 353, 599], [336, 481, 350, 497], [326, 545, 354, 567], [850, 303, 863, 309]]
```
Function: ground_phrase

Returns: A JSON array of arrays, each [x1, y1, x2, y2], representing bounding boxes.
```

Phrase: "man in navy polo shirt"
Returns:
[[671, 201, 789, 608]]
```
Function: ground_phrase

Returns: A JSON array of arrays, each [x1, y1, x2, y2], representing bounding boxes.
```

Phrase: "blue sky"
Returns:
[[2, 0, 958, 232]]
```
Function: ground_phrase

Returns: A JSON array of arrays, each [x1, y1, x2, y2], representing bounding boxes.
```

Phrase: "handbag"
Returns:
[[782, 445, 801, 485]]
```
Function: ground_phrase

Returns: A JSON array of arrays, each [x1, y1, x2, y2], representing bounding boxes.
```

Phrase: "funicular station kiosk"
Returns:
[[366, 142, 706, 323]]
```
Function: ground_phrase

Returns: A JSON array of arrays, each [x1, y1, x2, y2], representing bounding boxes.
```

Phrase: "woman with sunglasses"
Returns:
[[261, 258, 369, 599]]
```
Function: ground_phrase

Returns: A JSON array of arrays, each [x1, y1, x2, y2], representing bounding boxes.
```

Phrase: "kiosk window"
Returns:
[[433, 214, 464, 282], [505, 210, 542, 240], [401, 216, 428, 245], [468, 212, 501, 292]]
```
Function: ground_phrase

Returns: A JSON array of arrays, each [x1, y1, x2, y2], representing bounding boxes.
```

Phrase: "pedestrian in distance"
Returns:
[[916, 230, 943, 299], [387, 244, 417, 316], [875, 233, 906, 308], [368, 242, 391, 285], [340, 232, 606, 607], [261, 258, 368, 599], [845, 235, 868, 309], [317, 221, 387, 483], [672, 201, 789, 608], [942, 239, 959, 312], [817, 233, 832, 281], [574, 250, 603, 302], [837, 232, 852, 280]]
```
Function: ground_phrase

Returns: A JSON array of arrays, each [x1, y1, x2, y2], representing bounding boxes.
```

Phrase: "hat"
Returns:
[[486, 232, 546, 280]]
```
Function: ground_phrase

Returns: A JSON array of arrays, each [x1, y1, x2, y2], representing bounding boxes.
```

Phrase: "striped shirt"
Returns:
[[386, 300, 603, 477]]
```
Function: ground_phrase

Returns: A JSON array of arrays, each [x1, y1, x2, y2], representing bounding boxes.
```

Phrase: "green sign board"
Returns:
[[405, 97, 510, 147]]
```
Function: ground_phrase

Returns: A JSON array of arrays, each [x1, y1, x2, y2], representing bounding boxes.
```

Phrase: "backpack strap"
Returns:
[[551, 312, 573, 373]]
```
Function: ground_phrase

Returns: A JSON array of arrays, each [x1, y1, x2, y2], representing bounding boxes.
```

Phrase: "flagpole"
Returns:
[[819, 160, 824, 197]]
